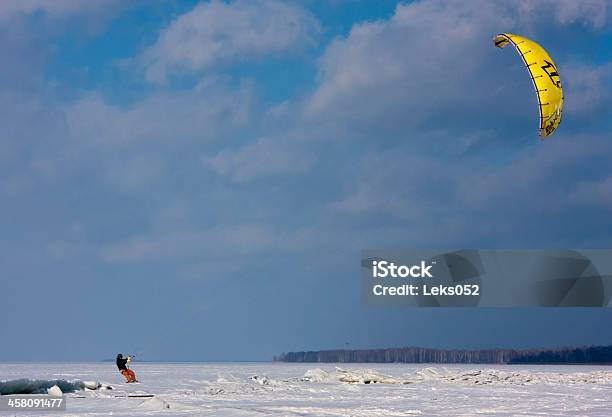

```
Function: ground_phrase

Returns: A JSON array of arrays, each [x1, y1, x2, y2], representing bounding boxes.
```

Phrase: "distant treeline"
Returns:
[[274, 345, 612, 364]]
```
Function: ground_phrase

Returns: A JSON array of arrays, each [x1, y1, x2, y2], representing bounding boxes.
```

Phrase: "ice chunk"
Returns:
[[47, 385, 62, 396], [0, 379, 82, 395], [249, 375, 269, 385], [335, 367, 399, 384], [301, 368, 330, 382], [82, 381, 101, 390]]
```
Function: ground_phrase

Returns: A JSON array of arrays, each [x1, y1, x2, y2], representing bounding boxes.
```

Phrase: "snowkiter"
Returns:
[[116, 353, 137, 383]]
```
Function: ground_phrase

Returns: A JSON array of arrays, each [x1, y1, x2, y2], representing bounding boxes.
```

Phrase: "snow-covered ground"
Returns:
[[1, 362, 611, 416]]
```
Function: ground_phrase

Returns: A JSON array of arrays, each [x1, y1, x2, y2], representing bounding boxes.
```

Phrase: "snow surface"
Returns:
[[1, 362, 611, 416]]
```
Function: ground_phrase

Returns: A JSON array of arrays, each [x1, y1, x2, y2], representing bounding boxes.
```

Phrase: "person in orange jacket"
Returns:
[[116, 353, 138, 383]]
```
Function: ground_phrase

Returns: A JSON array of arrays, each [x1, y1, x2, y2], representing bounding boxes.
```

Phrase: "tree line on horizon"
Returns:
[[274, 345, 612, 364]]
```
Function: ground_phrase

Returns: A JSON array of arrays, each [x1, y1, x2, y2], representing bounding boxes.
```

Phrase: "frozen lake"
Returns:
[[1, 362, 612, 416]]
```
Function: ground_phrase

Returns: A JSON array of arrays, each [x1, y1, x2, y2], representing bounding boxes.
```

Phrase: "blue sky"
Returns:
[[1, 0, 612, 361]]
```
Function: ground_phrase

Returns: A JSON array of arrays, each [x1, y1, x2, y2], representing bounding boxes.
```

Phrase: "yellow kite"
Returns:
[[493, 33, 563, 138]]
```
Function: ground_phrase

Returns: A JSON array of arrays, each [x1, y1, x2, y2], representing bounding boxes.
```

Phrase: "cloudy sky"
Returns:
[[1, 0, 611, 361]]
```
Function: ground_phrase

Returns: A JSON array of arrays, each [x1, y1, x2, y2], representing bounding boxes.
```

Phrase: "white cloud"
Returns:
[[141, 0, 320, 83], [329, 151, 451, 218], [0, 75, 256, 196], [563, 62, 612, 116], [99, 224, 312, 263], [456, 133, 612, 212], [518, 0, 610, 29], [305, 1, 517, 136], [0, 0, 118, 18], [65, 75, 254, 146], [0, 0, 126, 34], [202, 136, 314, 183]]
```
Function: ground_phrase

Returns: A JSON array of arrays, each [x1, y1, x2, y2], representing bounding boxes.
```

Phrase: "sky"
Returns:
[[1, 0, 611, 362]]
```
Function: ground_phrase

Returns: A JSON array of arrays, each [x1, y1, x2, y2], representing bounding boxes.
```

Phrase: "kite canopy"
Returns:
[[493, 33, 563, 138]]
